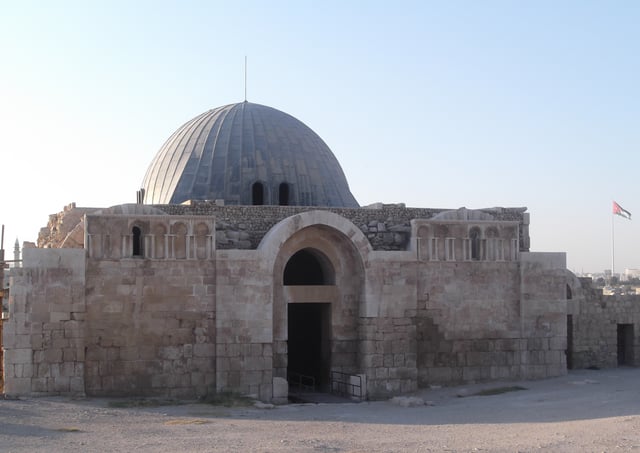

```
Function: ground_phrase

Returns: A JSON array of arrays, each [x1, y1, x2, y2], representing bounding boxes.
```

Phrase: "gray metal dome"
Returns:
[[142, 102, 359, 207]]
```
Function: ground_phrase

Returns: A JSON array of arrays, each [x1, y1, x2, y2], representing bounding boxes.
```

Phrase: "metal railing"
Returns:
[[330, 371, 362, 399], [288, 371, 316, 392]]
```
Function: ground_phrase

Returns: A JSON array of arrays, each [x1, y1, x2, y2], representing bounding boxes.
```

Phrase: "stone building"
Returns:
[[1, 101, 635, 401]]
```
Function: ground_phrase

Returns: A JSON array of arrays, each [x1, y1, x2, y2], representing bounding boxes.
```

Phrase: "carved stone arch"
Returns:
[[273, 225, 364, 390], [433, 225, 449, 260], [484, 226, 501, 260], [171, 222, 188, 259], [129, 220, 149, 258], [258, 210, 372, 262], [417, 225, 430, 260], [261, 211, 368, 391], [195, 222, 210, 259], [502, 225, 517, 239], [153, 222, 167, 259], [469, 226, 482, 261], [435, 225, 449, 238]]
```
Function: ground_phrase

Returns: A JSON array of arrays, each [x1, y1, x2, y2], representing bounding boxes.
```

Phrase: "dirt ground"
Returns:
[[1, 368, 640, 452]]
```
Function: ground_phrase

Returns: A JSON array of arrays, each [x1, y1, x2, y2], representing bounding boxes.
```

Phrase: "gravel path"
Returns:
[[1, 368, 640, 452]]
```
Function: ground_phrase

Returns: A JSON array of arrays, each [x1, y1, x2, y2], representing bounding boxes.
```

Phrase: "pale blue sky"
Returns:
[[1, 1, 638, 273]]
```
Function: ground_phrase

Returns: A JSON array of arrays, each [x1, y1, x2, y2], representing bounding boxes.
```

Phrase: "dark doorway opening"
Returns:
[[617, 323, 634, 366], [566, 315, 573, 369], [288, 303, 331, 392]]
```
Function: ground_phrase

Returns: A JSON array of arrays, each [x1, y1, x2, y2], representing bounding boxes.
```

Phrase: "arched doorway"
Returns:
[[284, 248, 334, 392], [267, 214, 368, 399]]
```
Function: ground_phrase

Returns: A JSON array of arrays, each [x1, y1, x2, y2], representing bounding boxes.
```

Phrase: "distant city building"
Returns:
[[623, 269, 640, 281]]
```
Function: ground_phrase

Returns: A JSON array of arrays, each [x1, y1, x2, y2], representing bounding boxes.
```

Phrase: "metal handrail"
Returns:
[[330, 371, 362, 398], [288, 371, 316, 392]]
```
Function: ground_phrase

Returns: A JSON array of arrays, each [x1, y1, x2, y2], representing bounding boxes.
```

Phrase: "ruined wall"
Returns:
[[569, 277, 640, 369], [3, 249, 86, 396], [37, 203, 98, 249]]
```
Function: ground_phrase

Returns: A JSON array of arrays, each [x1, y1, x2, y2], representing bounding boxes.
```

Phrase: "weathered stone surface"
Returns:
[[9, 203, 625, 405], [272, 377, 288, 405]]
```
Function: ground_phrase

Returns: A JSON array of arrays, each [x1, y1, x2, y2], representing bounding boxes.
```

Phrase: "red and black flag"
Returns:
[[613, 201, 632, 220]]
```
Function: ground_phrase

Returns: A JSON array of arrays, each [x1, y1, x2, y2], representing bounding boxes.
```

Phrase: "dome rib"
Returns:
[[182, 105, 227, 201], [199, 107, 226, 198], [166, 110, 212, 203]]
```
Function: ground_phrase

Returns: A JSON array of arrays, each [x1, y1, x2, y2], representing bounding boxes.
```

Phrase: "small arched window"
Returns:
[[132, 226, 143, 257], [279, 183, 290, 206], [252, 182, 264, 205], [469, 227, 481, 261]]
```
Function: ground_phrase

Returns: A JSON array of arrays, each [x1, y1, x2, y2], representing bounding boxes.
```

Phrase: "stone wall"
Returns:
[[84, 259, 216, 398], [157, 202, 530, 252], [215, 250, 274, 401], [0, 319, 3, 392], [80, 214, 218, 397], [36, 202, 530, 254], [415, 253, 567, 387], [518, 253, 568, 379], [3, 249, 86, 396], [359, 316, 418, 397], [416, 261, 520, 385], [4, 207, 568, 402], [569, 277, 640, 369]]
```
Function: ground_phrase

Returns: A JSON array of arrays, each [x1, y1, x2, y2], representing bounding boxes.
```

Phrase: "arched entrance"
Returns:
[[267, 215, 368, 398], [284, 248, 334, 391]]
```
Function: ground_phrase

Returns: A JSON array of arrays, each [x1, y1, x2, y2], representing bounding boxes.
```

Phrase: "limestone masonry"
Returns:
[[2, 101, 637, 401]]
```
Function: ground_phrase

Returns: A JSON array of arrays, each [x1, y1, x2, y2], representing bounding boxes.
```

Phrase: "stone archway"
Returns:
[[268, 219, 366, 394]]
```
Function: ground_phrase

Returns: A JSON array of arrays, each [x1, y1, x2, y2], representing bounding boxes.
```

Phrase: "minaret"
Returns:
[[13, 238, 20, 268]]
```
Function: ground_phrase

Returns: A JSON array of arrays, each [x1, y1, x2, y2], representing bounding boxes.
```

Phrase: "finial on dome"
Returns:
[[244, 55, 248, 102]]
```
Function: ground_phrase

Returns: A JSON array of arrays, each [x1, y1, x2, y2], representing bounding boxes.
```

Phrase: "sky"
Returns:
[[1, 1, 638, 274]]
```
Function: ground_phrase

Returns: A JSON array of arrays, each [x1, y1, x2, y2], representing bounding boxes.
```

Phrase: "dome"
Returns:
[[142, 102, 359, 207]]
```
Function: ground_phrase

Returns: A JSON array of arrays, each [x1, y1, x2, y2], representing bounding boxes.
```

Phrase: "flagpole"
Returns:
[[611, 212, 615, 280]]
